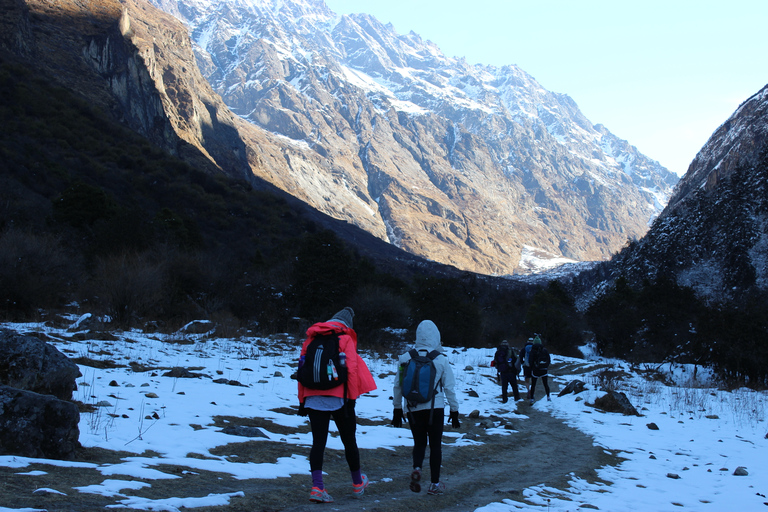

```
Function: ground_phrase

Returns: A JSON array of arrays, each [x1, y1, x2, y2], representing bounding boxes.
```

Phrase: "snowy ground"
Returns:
[[1, 316, 767, 511]]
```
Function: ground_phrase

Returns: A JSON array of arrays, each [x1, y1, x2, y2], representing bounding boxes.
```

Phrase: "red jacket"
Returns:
[[298, 321, 377, 403]]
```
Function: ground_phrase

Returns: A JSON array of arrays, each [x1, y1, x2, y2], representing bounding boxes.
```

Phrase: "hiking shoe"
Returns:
[[547, 396, 552, 402], [530, 399, 534, 405], [409, 468, 421, 493], [427, 482, 445, 495], [352, 473, 369, 497], [309, 487, 333, 503]]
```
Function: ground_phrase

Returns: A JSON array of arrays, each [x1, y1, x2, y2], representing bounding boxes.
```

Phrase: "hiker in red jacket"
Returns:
[[297, 307, 377, 503]]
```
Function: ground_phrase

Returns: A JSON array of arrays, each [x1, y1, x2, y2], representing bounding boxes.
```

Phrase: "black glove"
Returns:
[[392, 408, 403, 428], [449, 410, 460, 428], [298, 403, 307, 417]]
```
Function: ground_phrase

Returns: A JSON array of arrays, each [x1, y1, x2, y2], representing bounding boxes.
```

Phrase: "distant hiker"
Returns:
[[492, 340, 520, 403], [392, 320, 460, 496], [518, 337, 535, 399], [297, 307, 377, 503], [528, 335, 551, 404]]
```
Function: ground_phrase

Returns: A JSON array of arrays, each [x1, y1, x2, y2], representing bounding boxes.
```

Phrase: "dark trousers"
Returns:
[[500, 372, 520, 401], [407, 408, 444, 483], [308, 400, 359, 472], [530, 375, 550, 399]]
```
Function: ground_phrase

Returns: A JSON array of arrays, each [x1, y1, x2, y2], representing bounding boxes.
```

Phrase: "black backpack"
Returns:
[[495, 346, 515, 373], [529, 344, 550, 373], [297, 333, 348, 390]]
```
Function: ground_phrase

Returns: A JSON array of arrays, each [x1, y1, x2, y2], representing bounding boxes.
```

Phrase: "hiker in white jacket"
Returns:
[[391, 320, 460, 495]]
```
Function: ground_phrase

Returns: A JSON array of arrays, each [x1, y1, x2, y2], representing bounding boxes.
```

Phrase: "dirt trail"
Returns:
[[265, 403, 620, 512], [0, 398, 621, 512]]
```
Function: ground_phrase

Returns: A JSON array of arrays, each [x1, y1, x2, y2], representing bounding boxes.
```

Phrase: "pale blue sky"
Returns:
[[323, 0, 768, 176]]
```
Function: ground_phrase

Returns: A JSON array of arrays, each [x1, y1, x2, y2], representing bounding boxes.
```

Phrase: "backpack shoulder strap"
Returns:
[[427, 350, 441, 360], [408, 349, 419, 359]]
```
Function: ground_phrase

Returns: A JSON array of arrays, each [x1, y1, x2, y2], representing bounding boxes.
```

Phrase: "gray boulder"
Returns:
[[0, 384, 81, 459], [593, 390, 641, 416], [0, 328, 80, 400], [558, 380, 586, 396]]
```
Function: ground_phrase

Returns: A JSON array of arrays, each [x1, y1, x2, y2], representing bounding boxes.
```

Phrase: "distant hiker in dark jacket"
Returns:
[[297, 307, 377, 503], [518, 337, 534, 398], [528, 335, 552, 404], [392, 320, 460, 496], [492, 340, 520, 403]]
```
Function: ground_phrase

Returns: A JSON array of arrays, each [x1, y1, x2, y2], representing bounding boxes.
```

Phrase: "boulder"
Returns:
[[593, 390, 640, 416], [558, 379, 586, 396], [0, 329, 80, 400], [0, 384, 81, 459]]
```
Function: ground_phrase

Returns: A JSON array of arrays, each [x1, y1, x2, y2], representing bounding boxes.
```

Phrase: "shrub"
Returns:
[[0, 228, 80, 316]]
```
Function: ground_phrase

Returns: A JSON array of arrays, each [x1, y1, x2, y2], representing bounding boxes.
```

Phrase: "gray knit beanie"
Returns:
[[328, 307, 354, 328]]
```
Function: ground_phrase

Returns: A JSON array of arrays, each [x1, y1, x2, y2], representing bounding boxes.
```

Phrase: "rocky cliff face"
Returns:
[[2, 0, 678, 276], [148, 0, 679, 275], [609, 84, 768, 303]]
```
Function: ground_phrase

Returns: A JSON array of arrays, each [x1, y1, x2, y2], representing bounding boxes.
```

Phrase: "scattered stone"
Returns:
[[464, 365, 474, 371], [666, 473, 680, 479], [558, 380, 586, 396], [647, 423, 659, 430], [213, 378, 249, 387], [33, 488, 67, 496], [705, 414, 720, 420], [593, 391, 640, 416], [467, 389, 479, 398], [733, 467, 748, 476], [109, 380, 119, 387], [468, 410, 480, 419], [220, 425, 268, 438], [649, 454, 657, 459], [273, 371, 284, 378], [162, 367, 207, 379], [144, 392, 159, 399], [95, 401, 113, 407]]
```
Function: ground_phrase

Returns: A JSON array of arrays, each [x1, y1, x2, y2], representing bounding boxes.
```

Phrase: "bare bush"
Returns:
[[0, 228, 80, 316], [89, 252, 166, 327]]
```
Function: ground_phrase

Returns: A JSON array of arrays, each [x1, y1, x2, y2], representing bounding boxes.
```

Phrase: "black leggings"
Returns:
[[307, 401, 359, 472], [530, 375, 550, 398], [408, 408, 444, 483], [500, 373, 520, 400]]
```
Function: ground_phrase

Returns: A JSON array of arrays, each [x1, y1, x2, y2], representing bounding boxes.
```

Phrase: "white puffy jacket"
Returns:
[[392, 320, 459, 413]]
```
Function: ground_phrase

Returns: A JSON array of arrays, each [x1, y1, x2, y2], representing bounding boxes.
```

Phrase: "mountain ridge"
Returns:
[[148, 0, 679, 275]]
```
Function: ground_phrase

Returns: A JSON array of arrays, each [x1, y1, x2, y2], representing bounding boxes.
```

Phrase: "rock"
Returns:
[[666, 473, 680, 479], [467, 389, 479, 398], [593, 391, 640, 416], [144, 393, 159, 399], [733, 466, 748, 476], [0, 329, 80, 400], [468, 410, 480, 419], [273, 371, 284, 378], [0, 384, 81, 459], [647, 422, 659, 430], [220, 425, 268, 438], [464, 365, 474, 371], [162, 367, 207, 379], [558, 380, 586, 396]]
